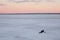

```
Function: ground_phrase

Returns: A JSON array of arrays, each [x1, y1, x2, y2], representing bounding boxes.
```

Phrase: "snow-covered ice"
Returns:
[[0, 14, 60, 40]]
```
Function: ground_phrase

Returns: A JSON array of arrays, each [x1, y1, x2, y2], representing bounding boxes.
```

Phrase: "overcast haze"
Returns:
[[0, 0, 60, 13]]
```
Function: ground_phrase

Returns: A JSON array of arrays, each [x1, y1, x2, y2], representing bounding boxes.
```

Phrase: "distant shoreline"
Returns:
[[0, 13, 60, 15]]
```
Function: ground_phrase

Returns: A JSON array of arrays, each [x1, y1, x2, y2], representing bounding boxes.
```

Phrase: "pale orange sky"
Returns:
[[0, 0, 60, 13]]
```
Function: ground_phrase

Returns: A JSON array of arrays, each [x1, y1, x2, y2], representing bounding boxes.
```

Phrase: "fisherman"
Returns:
[[39, 29, 46, 33]]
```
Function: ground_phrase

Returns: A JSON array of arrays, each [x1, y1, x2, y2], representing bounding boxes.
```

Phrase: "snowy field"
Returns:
[[0, 14, 60, 40]]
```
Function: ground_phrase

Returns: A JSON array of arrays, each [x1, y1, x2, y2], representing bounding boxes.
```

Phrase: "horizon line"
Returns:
[[0, 13, 60, 15]]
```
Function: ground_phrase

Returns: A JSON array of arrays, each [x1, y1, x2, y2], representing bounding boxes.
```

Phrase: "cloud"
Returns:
[[9, 0, 25, 3], [0, 3, 5, 6], [10, 0, 24, 2]]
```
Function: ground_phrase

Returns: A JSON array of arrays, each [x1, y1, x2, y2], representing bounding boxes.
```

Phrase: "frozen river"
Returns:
[[0, 14, 60, 40]]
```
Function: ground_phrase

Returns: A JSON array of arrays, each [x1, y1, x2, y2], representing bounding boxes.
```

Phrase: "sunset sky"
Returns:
[[0, 0, 60, 13]]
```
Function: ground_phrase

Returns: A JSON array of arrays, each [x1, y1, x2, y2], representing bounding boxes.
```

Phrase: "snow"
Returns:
[[0, 14, 60, 40]]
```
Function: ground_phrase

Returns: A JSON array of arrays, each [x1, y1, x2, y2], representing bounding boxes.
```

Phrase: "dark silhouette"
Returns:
[[39, 29, 46, 33]]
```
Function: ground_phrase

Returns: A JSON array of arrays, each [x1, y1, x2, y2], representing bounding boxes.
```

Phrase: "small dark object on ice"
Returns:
[[39, 29, 46, 33]]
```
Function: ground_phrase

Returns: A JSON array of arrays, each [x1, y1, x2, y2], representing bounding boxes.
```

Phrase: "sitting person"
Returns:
[[39, 29, 46, 33]]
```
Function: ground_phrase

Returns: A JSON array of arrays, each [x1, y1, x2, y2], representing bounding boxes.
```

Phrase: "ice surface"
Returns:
[[0, 14, 60, 40]]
